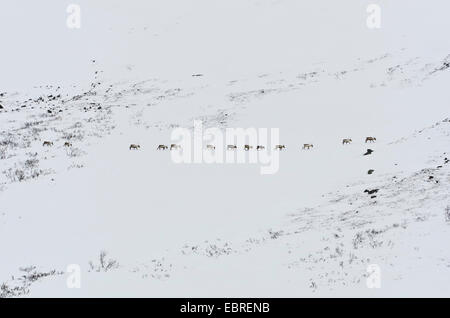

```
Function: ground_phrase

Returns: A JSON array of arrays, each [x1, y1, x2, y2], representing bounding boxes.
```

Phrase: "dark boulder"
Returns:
[[363, 149, 374, 156], [364, 189, 379, 195]]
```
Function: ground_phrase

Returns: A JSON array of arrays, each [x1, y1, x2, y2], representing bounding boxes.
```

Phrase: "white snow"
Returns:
[[0, 0, 449, 297]]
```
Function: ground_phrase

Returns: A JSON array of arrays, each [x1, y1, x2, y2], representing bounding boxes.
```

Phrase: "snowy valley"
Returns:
[[0, 0, 449, 297]]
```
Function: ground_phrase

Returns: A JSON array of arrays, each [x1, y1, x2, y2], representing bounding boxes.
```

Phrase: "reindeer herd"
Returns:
[[39, 137, 377, 152], [42, 141, 72, 147], [134, 137, 376, 151]]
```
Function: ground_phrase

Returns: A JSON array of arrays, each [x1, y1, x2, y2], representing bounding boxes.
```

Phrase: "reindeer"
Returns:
[[130, 144, 140, 150], [274, 145, 286, 150], [157, 145, 168, 150], [303, 144, 313, 150], [170, 144, 181, 150], [256, 145, 265, 150], [63, 142, 72, 147], [244, 145, 253, 151], [342, 138, 352, 145], [42, 141, 53, 147], [365, 137, 376, 143], [206, 145, 215, 150], [227, 145, 237, 150]]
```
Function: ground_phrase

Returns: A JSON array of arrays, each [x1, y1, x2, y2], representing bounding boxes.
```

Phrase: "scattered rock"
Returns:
[[364, 189, 379, 195], [367, 169, 375, 175], [363, 149, 374, 156]]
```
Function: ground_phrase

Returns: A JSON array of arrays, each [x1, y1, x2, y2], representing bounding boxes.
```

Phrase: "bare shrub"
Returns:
[[88, 251, 119, 272], [0, 282, 28, 298], [353, 232, 364, 249], [66, 147, 85, 158], [204, 243, 233, 257], [3, 159, 48, 183], [0, 135, 18, 148], [445, 206, 450, 223], [68, 163, 84, 170], [181, 242, 233, 258], [0, 147, 6, 160], [268, 229, 284, 239], [18, 266, 62, 283], [24, 158, 39, 169], [22, 120, 43, 130], [70, 122, 83, 129], [4, 168, 26, 182], [0, 134, 30, 150], [63, 131, 84, 141], [0, 266, 63, 298], [353, 229, 384, 249], [30, 127, 45, 140]]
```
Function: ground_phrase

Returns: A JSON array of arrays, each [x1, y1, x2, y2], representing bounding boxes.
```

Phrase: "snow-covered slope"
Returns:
[[0, 0, 449, 297]]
